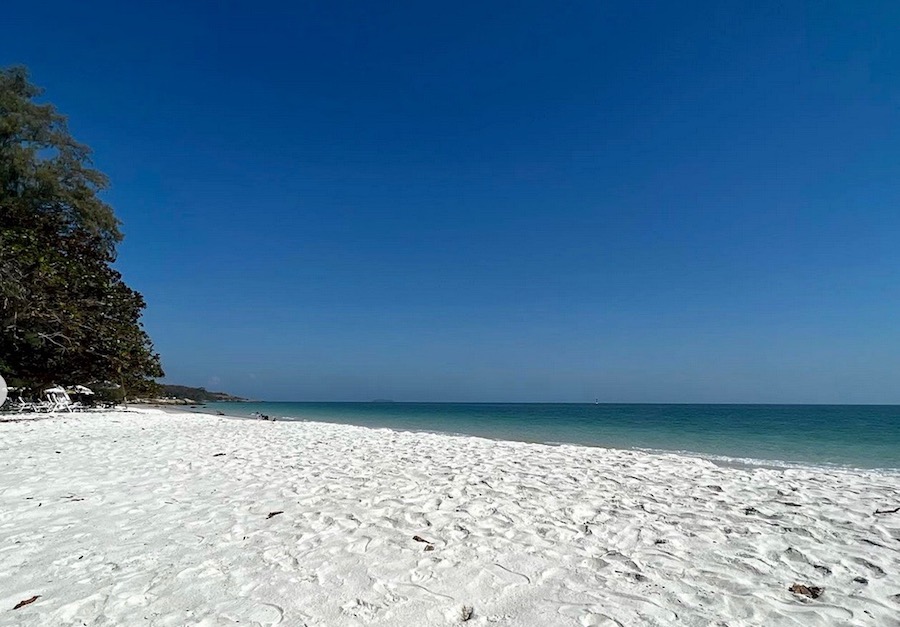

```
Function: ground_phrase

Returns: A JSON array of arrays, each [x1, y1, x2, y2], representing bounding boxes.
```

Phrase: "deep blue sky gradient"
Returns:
[[4, 1, 899, 402]]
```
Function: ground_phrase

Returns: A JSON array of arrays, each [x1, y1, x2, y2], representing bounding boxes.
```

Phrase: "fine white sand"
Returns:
[[1, 409, 898, 626]]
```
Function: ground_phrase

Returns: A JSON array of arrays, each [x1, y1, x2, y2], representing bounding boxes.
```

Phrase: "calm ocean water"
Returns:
[[204, 402, 900, 471]]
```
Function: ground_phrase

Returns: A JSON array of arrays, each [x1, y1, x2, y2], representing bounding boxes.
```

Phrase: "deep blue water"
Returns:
[[204, 402, 900, 471]]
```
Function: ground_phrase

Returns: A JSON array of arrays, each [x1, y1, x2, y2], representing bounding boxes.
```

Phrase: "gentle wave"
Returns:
[[632, 447, 900, 476]]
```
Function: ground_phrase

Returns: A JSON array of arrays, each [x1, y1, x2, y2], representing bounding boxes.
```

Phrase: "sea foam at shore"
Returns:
[[1, 409, 898, 626]]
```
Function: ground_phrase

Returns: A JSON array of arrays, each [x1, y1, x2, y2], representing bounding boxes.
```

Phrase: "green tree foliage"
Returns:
[[0, 66, 163, 396]]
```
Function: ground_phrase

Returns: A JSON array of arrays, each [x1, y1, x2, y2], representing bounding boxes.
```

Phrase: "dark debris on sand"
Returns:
[[789, 583, 824, 599]]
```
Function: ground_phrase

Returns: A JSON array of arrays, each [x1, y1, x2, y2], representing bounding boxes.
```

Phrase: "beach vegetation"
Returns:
[[0, 66, 163, 397]]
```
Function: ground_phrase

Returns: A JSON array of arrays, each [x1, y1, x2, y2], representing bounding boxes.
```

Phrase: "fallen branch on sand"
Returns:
[[13, 595, 40, 610]]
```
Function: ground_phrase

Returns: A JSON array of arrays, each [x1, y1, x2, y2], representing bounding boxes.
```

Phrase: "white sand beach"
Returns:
[[1, 409, 898, 626]]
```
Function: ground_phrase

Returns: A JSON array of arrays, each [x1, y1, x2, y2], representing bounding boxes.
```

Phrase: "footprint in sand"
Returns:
[[215, 598, 284, 625], [580, 614, 624, 627], [341, 597, 380, 621], [345, 534, 373, 554], [557, 604, 623, 627]]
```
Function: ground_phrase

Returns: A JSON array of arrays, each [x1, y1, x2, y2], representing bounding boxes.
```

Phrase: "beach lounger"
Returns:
[[44, 387, 80, 412], [8, 398, 50, 413]]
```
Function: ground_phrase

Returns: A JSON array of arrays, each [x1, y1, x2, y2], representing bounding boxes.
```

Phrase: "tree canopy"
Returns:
[[0, 66, 163, 396]]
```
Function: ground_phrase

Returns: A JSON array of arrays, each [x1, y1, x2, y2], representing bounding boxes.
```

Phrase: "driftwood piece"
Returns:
[[13, 595, 40, 610]]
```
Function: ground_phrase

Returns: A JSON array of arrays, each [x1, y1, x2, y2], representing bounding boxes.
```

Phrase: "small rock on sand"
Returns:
[[789, 584, 824, 599]]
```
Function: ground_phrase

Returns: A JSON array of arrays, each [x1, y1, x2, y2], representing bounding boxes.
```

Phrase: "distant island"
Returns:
[[141, 384, 249, 405]]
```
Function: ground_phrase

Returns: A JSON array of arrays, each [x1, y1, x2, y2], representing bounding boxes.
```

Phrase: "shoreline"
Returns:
[[158, 402, 900, 477], [2, 408, 897, 625]]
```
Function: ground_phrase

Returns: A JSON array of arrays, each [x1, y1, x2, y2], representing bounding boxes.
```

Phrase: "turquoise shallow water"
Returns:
[[204, 402, 900, 471]]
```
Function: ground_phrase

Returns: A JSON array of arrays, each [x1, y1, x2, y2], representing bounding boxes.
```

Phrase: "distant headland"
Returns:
[[138, 384, 249, 405]]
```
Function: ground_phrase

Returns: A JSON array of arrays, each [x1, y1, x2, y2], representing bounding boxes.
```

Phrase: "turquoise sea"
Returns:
[[204, 402, 900, 471]]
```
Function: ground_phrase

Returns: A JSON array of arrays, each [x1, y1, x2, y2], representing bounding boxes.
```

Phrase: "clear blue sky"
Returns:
[[4, 1, 899, 402]]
